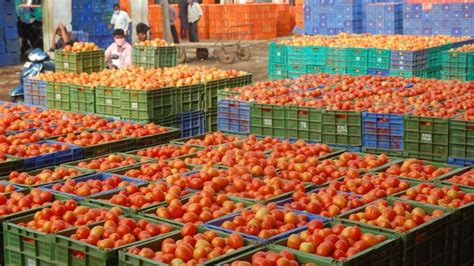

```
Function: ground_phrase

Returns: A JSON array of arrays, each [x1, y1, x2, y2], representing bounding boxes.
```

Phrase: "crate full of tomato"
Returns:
[[55, 42, 105, 74]]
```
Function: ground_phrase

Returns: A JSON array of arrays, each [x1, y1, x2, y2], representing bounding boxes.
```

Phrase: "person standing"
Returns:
[[169, 7, 180, 44], [187, 0, 203, 42], [110, 4, 131, 36], [179, 0, 188, 40], [136, 23, 150, 43]]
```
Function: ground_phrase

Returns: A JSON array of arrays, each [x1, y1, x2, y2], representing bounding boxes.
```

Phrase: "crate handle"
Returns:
[[467, 125, 474, 130], [377, 117, 389, 122], [229, 103, 238, 108], [420, 121, 432, 126], [298, 110, 309, 115], [77, 87, 85, 92], [131, 92, 138, 97], [336, 114, 348, 119], [262, 108, 272, 112], [105, 89, 112, 94]]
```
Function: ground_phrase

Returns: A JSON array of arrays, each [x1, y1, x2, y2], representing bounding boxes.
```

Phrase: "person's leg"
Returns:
[[194, 22, 199, 42], [188, 22, 195, 42], [190, 22, 198, 42], [171, 25, 179, 44]]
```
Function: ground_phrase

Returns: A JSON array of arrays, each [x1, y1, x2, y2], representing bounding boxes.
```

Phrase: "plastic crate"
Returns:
[[362, 147, 404, 158], [131, 45, 177, 69], [368, 68, 390, 76], [46, 81, 70, 110], [170, 132, 243, 148], [72, 136, 136, 158], [268, 62, 288, 80], [306, 65, 325, 74], [362, 112, 404, 151], [177, 84, 205, 113], [121, 86, 177, 122], [341, 198, 454, 266], [24, 79, 47, 107], [449, 116, 474, 160], [39, 173, 146, 201], [273, 220, 401, 266], [95, 86, 123, 117], [441, 71, 474, 81], [204, 207, 328, 244], [62, 152, 155, 173], [269, 42, 288, 64], [250, 103, 286, 139], [287, 64, 307, 78], [177, 111, 206, 138], [441, 50, 474, 70], [69, 84, 95, 113], [324, 66, 347, 74], [118, 227, 256, 266], [404, 115, 450, 162], [217, 99, 251, 134], [391, 182, 474, 266], [285, 105, 323, 143], [226, 74, 252, 89], [153, 114, 179, 128], [305, 46, 327, 66], [347, 67, 368, 76], [204, 78, 226, 110], [54, 50, 105, 73], [346, 48, 369, 68], [0, 155, 23, 177], [205, 107, 218, 132], [21, 141, 83, 171], [448, 157, 474, 166], [53, 216, 179, 266], [134, 127, 181, 149], [322, 110, 362, 146]]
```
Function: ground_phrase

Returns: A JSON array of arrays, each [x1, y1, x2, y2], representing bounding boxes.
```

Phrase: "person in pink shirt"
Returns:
[[105, 29, 132, 69]]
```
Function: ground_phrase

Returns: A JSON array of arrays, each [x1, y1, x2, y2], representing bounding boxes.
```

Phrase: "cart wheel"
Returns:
[[217, 51, 236, 64], [178, 48, 186, 63], [237, 47, 251, 61], [196, 48, 209, 60]]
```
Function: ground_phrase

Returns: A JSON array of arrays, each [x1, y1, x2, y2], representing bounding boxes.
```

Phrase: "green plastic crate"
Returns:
[[368, 48, 391, 69], [269, 42, 288, 64], [53, 216, 179, 266], [347, 67, 368, 76], [177, 84, 205, 113], [86, 191, 171, 215], [250, 103, 286, 139], [441, 71, 474, 81], [46, 81, 70, 110], [324, 66, 347, 74], [69, 84, 95, 113], [404, 115, 450, 161], [287, 64, 307, 78], [341, 198, 455, 266], [391, 182, 474, 266], [441, 50, 474, 69], [95, 86, 123, 117], [227, 183, 314, 205], [0, 155, 23, 176], [204, 79, 227, 110], [305, 46, 327, 66], [347, 48, 369, 68], [136, 127, 181, 149], [362, 147, 404, 158], [118, 227, 257, 266], [217, 89, 240, 100], [226, 74, 252, 89], [131, 46, 177, 69], [121, 87, 177, 122], [449, 116, 474, 160], [206, 107, 218, 132], [322, 110, 362, 146], [285, 105, 323, 142], [390, 69, 428, 78], [273, 220, 401, 266], [153, 115, 179, 128], [4, 249, 56, 266], [72, 136, 136, 158], [170, 133, 243, 148], [306, 65, 325, 74], [268, 62, 288, 80], [55, 50, 105, 74], [326, 47, 348, 67]]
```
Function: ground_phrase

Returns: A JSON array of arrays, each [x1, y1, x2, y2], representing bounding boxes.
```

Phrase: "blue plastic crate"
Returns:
[[218, 99, 250, 134], [0, 41, 5, 54], [22, 141, 83, 171], [178, 111, 205, 138], [204, 207, 329, 244], [0, 53, 20, 66], [362, 112, 404, 151], [39, 173, 146, 201], [4, 25, 17, 40], [448, 157, 474, 166], [6, 39, 20, 53], [24, 79, 47, 107], [3, 12, 16, 24]]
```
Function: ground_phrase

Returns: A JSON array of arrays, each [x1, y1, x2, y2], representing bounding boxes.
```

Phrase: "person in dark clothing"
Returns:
[[169, 7, 180, 44], [136, 23, 150, 42], [51, 23, 77, 50], [187, 0, 202, 43], [178, 0, 188, 40]]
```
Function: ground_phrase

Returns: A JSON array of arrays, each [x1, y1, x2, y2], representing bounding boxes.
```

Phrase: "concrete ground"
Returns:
[[0, 41, 269, 101]]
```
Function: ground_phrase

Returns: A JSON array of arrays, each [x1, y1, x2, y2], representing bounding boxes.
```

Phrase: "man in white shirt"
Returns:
[[110, 4, 131, 36], [187, 0, 203, 42]]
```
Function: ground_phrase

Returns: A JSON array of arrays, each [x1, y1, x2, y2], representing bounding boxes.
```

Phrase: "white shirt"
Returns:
[[105, 42, 132, 69], [188, 3, 203, 23], [111, 11, 131, 33]]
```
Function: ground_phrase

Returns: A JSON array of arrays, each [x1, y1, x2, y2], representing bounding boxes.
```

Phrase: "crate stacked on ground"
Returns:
[[441, 44, 474, 81], [71, 0, 118, 48], [54, 45, 105, 74], [132, 40, 177, 69], [366, 2, 403, 35], [0, 0, 20, 66], [449, 111, 474, 166], [303, 0, 363, 35], [268, 34, 472, 80], [403, 3, 474, 37], [24, 79, 47, 107]]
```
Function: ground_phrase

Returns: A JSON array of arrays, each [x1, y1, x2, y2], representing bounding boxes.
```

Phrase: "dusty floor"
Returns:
[[0, 42, 269, 101]]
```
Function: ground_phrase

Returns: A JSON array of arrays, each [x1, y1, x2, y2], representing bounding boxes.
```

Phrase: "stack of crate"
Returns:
[[0, 0, 20, 66], [441, 45, 474, 81], [366, 2, 403, 35], [71, 0, 118, 49]]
